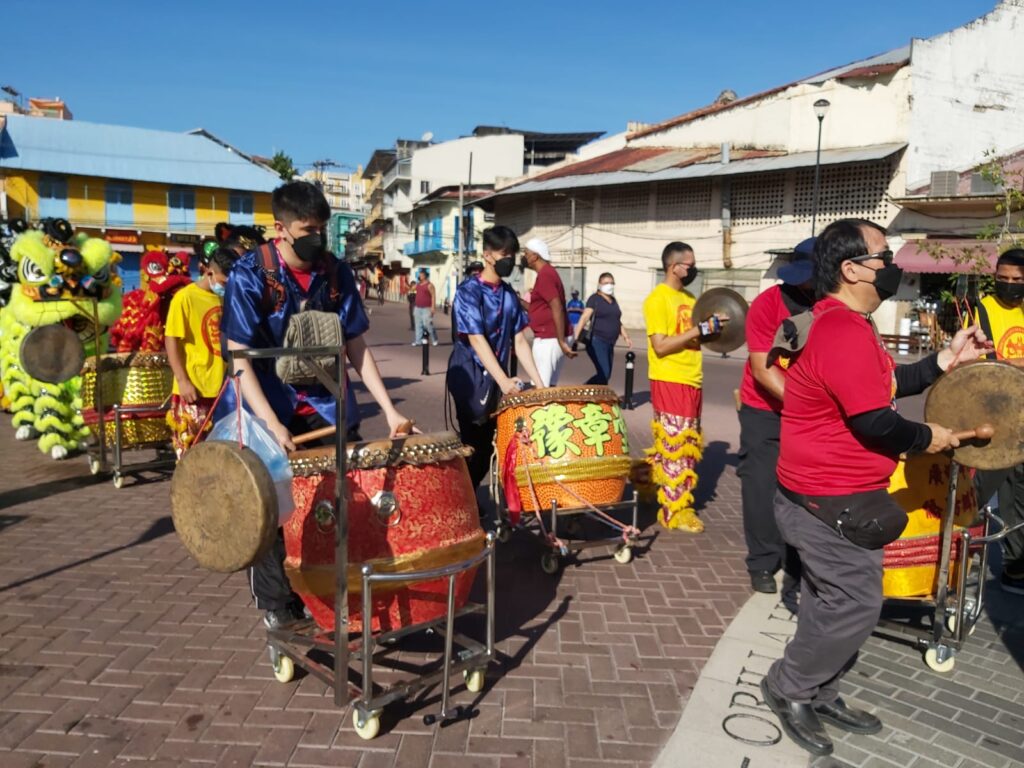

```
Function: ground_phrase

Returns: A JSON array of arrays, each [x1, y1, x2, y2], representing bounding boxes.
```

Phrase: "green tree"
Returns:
[[268, 151, 298, 182]]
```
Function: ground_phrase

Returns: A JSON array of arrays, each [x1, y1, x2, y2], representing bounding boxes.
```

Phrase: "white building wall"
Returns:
[[409, 134, 524, 203], [629, 71, 911, 156], [906, 0, 1024, 189]]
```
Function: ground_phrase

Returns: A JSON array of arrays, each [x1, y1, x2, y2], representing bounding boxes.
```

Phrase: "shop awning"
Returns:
[[894, 240, 999, 273]]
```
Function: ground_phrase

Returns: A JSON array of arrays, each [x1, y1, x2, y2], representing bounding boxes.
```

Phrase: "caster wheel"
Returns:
[[272, 654, 295, 683], [112, 474, 125, 489], [496, 525, 512, 544], [88, 457, 102, 475], [945, 614, 977, 636], [613, 545, 633, 564], [464, 668, 485, 693], [540, 552, 560, 575], [353, 710, 380, 740], [924, 646, 955, 673]]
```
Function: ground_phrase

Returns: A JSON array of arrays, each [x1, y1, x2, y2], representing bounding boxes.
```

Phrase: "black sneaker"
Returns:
[[263, 608, 299, 630], [1000, 571, 1024, 595], [750, 570, 777, 594]]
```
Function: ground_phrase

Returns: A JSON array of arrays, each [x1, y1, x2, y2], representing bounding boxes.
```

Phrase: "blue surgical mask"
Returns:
[[210, 281, 226, 298]]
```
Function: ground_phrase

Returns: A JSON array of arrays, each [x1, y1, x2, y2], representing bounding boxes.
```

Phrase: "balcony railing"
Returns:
[[383, 159, 412, 189], [402, 235, 445, 257]]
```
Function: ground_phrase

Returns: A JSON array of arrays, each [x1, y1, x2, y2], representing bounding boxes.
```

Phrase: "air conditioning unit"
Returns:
[[969, 173, 1003, 195], [929, 170, 959, 196], [484, 212, 495, 222]]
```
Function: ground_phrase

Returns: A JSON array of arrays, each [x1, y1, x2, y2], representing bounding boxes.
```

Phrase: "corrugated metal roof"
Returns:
[[491, 143, 905, 198], [533, 146, 672, 180], [800, 46, 911, 85], [0, 114, 281, 192]]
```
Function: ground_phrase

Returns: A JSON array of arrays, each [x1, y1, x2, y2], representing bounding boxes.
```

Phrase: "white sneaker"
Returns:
[[431, 340, 438, 347]]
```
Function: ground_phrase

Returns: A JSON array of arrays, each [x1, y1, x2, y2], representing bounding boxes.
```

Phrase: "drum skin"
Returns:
[[494, 385, 632, 512], [284, 435, 484, 634], [883, 454, 982, 598], [80, 352, 173, 447]]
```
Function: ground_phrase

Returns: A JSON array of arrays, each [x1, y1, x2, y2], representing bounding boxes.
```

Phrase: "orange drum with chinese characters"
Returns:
[[284, 432, 484, 634], [882, 454, 983, 598], [494, 386, 632, 513]]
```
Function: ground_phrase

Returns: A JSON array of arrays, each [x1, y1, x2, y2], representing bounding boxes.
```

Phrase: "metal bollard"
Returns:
[[623, 351, 636, 410], [421, 330, 430, 375]]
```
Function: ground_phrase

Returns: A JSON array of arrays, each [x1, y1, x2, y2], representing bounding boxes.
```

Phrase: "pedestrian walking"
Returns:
[[572, 272, 631, 385], [521, 237, 575, 386], [411, 268, 439, 346]]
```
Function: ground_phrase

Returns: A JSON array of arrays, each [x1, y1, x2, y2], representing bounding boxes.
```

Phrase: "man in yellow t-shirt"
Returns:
[[974, 248, 1024, 593], [164, 247, 235, 456], [643, 241, 721, 532]]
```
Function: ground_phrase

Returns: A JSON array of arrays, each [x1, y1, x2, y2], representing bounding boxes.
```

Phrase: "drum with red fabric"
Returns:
[[494, 385, 632, 513], [883, 454, 982, 598], [284, 432, 484, 634]]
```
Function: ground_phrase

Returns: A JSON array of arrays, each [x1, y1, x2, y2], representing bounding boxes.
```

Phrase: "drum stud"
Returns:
[[313, 500, 335, 529], [372, 491, 401, 525]]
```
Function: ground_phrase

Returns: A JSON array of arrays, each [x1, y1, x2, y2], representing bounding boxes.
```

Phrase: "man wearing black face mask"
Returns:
[[974, 248, 1024, 593], [759, 219, 991, 757], [220, 181, 414, 629]]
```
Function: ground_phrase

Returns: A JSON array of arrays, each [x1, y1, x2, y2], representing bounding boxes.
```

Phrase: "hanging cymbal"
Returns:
[[19, 324, 85, 383], [692, 287, 749, 354]]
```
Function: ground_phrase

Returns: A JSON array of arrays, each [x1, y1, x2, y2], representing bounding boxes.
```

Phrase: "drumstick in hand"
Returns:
[[951, 424, 995, 442], [292, 425, 337, 446]]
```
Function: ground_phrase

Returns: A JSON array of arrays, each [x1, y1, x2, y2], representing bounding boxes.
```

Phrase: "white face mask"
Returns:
[[599, 283, 615, 295]]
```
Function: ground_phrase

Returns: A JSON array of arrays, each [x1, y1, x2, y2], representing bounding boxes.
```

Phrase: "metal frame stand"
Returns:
[[233, 346, 497, 739], [875, 459, 1024, 672], [489, 453, 640, 573]]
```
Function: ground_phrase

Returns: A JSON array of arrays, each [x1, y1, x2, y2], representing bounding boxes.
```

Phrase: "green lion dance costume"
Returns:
[[0, 220, 122, 459]]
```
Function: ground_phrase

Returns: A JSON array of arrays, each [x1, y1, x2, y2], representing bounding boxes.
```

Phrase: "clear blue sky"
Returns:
[[0, 0, 997, 173]]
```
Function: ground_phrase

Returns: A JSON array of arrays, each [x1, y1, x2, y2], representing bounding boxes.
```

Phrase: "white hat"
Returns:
[[524, 237, 551, 261]]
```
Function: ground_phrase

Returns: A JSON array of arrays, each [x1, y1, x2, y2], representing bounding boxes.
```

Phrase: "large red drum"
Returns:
[[284, 432, 484, 633]]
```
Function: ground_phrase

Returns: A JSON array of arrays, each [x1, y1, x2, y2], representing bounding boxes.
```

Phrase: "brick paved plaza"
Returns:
[[1, 303, 1021, 768]]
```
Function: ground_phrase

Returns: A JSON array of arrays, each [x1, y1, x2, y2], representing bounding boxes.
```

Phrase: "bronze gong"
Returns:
[[692, 287, 749, 354], [170, 440, 278, 573], [924, 360, 1024, 470], [19, 324, 85, 384]]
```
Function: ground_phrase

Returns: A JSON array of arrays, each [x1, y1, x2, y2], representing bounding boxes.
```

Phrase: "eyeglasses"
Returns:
[[848, 250, 894, 267]]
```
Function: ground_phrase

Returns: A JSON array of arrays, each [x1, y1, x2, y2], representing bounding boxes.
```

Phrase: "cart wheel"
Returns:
[[353, 710, 381, 740], [496, 524, 512, 544], [924, 646, 956, 673], [88, 456, 102, 475], [464, 668, 485, 693], [112, 473, 125, 489], [272, 654, 295, 683], [945, 614, 977, 636], [613, 545, 633, 564], [540, 552, 560, 575]]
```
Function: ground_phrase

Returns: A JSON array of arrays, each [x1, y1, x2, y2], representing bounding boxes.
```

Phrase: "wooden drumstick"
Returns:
[[292, 419, 416, 447], [951, 424, 995, 442]]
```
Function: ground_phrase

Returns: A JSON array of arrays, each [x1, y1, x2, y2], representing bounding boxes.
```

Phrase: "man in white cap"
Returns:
[[521, 237, 575, 386]]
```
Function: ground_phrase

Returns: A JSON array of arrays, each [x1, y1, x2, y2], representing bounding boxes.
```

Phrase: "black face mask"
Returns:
[[494, 255, 515, 278], [681, 265, 698, 287], [863, 263, 903, 301], [290, 232, 325, 263], [994, 281, 1024, 305]]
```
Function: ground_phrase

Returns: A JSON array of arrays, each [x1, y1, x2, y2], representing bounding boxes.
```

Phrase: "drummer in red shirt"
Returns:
[[760, 218, 990, 757], [738, 237, 816, 594]]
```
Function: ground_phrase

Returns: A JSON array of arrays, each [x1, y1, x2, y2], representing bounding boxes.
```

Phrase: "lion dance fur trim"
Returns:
[[648, 412, 704, 532]]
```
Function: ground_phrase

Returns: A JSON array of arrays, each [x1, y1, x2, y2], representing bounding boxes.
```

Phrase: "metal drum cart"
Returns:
[[171, 346, 497, 739], [875, 360, 1024, 672]]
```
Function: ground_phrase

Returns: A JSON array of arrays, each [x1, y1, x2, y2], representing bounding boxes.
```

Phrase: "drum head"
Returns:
[[19, 325, 85, 383], [924, 360, 1024, 470], [171, 441, 278, 572]]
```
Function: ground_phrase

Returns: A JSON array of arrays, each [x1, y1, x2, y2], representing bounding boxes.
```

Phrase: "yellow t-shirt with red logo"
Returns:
[[643, 283, 702, 387], [979, 294, 1024, 361], [164, 283, 225, 398]]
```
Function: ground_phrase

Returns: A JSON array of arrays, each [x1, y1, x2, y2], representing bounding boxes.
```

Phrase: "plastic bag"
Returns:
[[208, 409, 295, 525]]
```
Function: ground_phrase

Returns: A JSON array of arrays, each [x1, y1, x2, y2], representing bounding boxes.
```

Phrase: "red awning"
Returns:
[[894, 240, 999, 273]]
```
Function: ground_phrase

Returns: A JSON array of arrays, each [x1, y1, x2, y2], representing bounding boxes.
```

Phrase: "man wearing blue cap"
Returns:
[[737, 238, 817, 593]]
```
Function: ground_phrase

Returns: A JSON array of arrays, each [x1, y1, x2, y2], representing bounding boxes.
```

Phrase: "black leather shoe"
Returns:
[[760, 678, 834, 756], [813, 697, 882, 735], [750, 570, 777, 594]]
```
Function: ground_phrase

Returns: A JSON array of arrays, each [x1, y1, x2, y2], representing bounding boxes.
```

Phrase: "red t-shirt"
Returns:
[[740, 286, 790, 413], [777, 296, 898, 496], [283, 262, 314, 293], [528, 264, 567, 339], [414, 281, 433, 308]]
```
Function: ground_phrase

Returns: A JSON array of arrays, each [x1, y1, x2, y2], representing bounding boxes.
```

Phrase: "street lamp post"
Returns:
[[810, 98, 830, 236]]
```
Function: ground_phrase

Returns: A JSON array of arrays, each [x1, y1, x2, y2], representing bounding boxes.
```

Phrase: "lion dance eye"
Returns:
[[92, 266, 110, 283], [20, 259, 47, 283]]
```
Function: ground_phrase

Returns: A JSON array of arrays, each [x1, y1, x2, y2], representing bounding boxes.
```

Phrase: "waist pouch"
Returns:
[[779, 484, 908, 550], [275, 310, 344, 387]]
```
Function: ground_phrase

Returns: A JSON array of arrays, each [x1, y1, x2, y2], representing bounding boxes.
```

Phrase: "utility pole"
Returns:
[[569, 197, 576, 293], [310, 159, 340, 190]]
